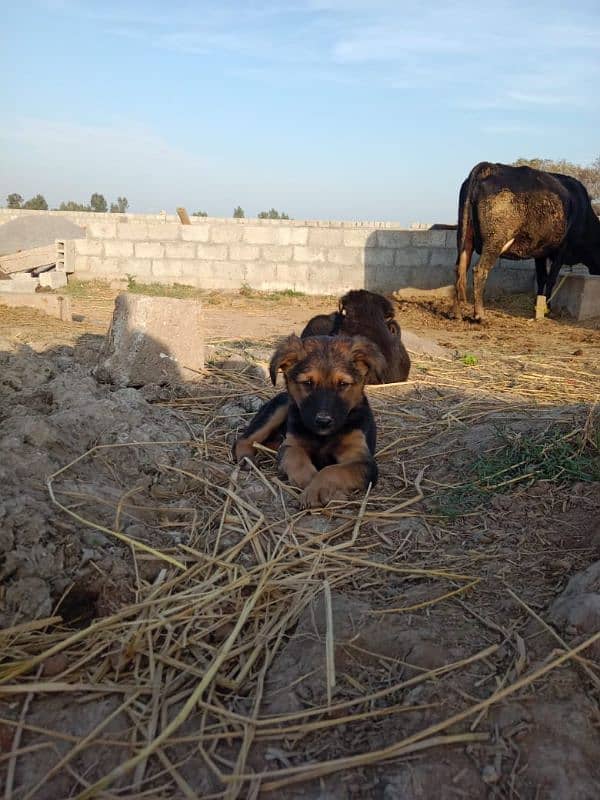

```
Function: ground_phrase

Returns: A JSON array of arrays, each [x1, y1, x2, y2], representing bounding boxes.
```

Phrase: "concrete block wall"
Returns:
[[65, 217, 536, 296]]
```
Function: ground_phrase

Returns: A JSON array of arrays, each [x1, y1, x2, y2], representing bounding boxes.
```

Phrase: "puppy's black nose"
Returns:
[[314, 412, 333, 428]]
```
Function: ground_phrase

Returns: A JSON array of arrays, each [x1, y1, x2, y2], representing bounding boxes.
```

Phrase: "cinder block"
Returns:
[[293, 246, 327, 263], [151, 259, 184, 278], [181, 225, 210, 242], [71, 255, 91, 273], [95, 294, 204, 386], [551, 274, 600, 321], [115, 258, 152, 277], [39, 270, 68, 289], [445, 230, 458, 248], [135, 242, 165, 258], [261, 245, 294, 262], [363, 248, 395, 268], [377, 230, 413, 248], [242, 227, 276, 245], [165, 242, 196, 259], [196, 243, 228, 261], [308, 227, 344, 247], [104, 240, 134, 257], [413, 230, 447, 247], [229, 244, 260, 261], [394, 248, 430, 267], [427, 247, 456, 267], [209, 225, 244, 244], [343, 229, 377, 248], [74, 239, 104, 256], [87, 222, 118, 239], [326, 246, 362, 266], [273, 227, 308, 246], [145, 224, 182, 241]]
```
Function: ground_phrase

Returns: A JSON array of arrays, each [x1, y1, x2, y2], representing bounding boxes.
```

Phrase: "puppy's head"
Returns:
[[269, 334, 385, 435], [340, 290, 396, 323]]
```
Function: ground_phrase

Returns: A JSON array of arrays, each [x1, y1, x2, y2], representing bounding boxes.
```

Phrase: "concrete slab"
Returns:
[[551, 274, 600, 321], [39, 270, 68, 289], [95, 294, 204, 387], [0, 293, 72, 321], [0, 274, 40, 293]]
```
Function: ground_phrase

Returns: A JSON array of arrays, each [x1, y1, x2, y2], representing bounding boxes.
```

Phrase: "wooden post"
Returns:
[[176, 207, 191, 225]]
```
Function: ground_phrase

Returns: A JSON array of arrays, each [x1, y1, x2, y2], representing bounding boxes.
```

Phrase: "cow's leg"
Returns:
[[472, 247, 499, 322], [534, 258, 549, 319], [453, 244, 473, 319]]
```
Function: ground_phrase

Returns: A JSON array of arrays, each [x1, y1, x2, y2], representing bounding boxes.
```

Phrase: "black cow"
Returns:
[[454, 161, 600, 321]]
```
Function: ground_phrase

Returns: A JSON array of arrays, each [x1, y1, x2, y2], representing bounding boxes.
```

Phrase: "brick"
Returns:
[[95, 294, 204, 387], [229, 244, 260, 261], [242, 226, 276, 245], [135, 242, 165, 258], [261, 245, 293, 262], [74, 239, 104, 256], [165, 242, 196, 259], [181, 225, 210, 242], [209, 225, 244, 244], [343, 229, 377, 248], [87, 222, 118, 239], [196, 243, 228, 261], [104, 240, 134, 258], [308, 227, 344, 247], [293, 246, 327, 263], [377, 230, 413, 248], [115, 223, 150, 240]]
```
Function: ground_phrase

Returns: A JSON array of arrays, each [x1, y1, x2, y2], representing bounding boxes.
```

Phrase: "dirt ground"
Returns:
[[1, 285, 599, 799]]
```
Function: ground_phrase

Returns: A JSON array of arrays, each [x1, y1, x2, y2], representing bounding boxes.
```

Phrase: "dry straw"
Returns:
[[1, 342, 598, 798]]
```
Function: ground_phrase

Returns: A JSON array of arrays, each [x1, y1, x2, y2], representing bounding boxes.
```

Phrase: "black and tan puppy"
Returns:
[[301, 290, 410, 383], [233, 334, 385, 507]]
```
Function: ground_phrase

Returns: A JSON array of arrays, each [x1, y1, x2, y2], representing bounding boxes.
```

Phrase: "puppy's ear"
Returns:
[[269, 334, 305, 385], [350, 336, 387, 383]]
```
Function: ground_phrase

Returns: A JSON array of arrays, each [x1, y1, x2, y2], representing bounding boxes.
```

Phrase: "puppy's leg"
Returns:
[[301, 429, 377, 508], [279, 433, 317, 489], [233, 392, 289, 466]]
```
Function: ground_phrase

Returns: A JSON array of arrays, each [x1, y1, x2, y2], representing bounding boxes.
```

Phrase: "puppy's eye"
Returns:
[[338, 381, 351, 389], [300, 379, 313, 388]]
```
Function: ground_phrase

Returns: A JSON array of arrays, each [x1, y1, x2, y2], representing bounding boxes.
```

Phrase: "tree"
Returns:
[[90, 193, 108, 213], [6, 193, 23, 209], [59, 200, 89, 211], [233, 206, 245, 218], [513, 156, 600, 201], [192, 210, 208, 217], [258, 208, 290, 220], [110, 196, 129, 213], [22, 194, 48, 210]]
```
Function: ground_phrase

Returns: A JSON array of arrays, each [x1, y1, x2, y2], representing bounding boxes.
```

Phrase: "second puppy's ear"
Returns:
[[350, 336, 387, 383], [269, 334, 305, 385]]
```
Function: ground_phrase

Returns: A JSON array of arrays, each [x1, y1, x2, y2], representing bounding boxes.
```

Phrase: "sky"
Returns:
[[1, 0, 599, 224]]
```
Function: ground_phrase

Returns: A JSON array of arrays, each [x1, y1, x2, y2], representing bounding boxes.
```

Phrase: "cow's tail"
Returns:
[[456, 162, 483, 260]]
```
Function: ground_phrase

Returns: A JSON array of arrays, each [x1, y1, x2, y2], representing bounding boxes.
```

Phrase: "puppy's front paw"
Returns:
[[233, 439, 256, 468], [300, 474, 347, 508]]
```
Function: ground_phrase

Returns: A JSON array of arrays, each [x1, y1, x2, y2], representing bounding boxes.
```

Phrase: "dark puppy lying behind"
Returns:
[[233, 334, 384, 507], [301, 290, 410, 383]]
